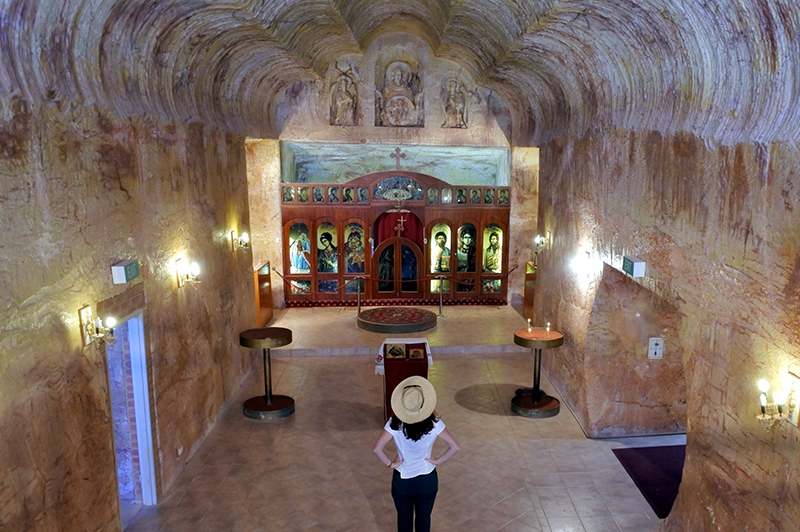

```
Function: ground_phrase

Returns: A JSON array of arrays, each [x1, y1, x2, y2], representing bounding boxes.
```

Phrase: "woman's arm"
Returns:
[[373, 430, 403, 469], [426, 428, 461, 466]]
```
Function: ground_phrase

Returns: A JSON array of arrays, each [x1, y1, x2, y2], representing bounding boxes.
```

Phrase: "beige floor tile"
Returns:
[[125, 307, 681, 531]]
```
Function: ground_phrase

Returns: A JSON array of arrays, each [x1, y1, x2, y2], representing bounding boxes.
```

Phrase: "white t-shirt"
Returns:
[[384, 418, 446, 479]]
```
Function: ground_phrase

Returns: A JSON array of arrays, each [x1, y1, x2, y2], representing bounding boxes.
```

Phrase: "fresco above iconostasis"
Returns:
[[281, 142, 510, 186]]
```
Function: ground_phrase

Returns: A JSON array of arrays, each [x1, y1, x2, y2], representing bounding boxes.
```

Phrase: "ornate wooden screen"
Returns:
[[280, 171, 511, 306]]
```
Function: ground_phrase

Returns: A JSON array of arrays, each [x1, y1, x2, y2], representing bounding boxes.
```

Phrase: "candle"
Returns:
[[760, 393, 767, 414], [546, 322, 551, 333], [527, 319, 531, 332]]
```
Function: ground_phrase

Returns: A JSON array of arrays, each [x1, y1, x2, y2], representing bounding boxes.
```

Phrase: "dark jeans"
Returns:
[[391, 469, 438, 532]]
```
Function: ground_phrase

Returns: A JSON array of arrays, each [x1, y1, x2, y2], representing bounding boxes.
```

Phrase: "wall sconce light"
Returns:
[[79, 305, 117, 347], [534, 232, 551, 254], [176, 257, 201, 287], [757, 377, 797, 430], [231, 230, 250, 252]]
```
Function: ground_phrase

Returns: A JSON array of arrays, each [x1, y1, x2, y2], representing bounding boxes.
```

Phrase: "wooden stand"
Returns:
[[239, 327, 294, 419], [512, 328, 564, 418]]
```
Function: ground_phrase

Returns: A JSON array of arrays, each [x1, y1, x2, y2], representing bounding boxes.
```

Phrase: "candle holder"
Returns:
[[756, 377, 797, 431]]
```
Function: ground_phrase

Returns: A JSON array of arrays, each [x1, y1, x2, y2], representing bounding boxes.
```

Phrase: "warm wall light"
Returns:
[[534, 231, 551, 253], [757, 376, 797, 430], [231, 230, 250, 252], [79, 305, 117, 348], [176, 257, 201, 287]]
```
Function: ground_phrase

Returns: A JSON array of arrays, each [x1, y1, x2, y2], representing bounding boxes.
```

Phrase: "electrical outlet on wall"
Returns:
[[648, 337, 664, 359]]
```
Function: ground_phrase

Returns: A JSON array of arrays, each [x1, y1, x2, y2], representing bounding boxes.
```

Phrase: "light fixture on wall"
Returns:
[[757, 376, 798, 430], [534, 231, 551, 253], [79, 305, 117, 347], [231, 230, 250, 252], [176, 257, 201, 287], [533, 232, 551, 266]]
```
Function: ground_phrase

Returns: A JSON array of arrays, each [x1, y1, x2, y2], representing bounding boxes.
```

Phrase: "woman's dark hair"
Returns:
[[390, 413, 438, 441]]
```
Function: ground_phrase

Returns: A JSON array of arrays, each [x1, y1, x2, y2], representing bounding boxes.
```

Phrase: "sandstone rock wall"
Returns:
[[535, 129, 800, 530], [0, 99, 257, 531]]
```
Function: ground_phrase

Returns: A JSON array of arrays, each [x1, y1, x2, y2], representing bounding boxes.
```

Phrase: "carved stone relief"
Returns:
[[375, 59, 423, 127], [329, 66, 358, 126], [441, 76, 468, 128]]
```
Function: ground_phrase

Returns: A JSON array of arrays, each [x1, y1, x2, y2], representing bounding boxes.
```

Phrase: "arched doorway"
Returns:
[[373, 237, 423, 298]]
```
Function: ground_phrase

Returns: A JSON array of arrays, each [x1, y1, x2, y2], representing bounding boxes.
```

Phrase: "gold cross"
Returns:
[[394, 215, 406, 237]]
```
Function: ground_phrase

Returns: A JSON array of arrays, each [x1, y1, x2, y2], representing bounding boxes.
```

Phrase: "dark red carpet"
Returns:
[[612, 445, 685, 519], [357, 307, 437, 333]]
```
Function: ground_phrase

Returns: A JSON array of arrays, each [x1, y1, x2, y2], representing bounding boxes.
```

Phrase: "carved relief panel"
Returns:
[[375, 58, 424, 127]]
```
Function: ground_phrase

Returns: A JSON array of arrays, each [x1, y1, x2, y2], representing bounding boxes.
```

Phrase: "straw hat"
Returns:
[[391, 376, 437, 424]]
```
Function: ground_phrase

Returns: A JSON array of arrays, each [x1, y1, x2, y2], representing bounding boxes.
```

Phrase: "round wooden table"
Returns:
[[512, 328, 564, 418], [239, 327, 295, 419]]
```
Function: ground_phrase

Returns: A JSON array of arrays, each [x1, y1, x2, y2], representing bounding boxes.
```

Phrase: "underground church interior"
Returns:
[[2, 1, 800, 531]]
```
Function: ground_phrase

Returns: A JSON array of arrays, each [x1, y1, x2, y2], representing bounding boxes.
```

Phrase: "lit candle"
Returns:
[[546, 322, 551, 333], [760, 393, 767, 414], [527, 319, 531, 332], [774, 390, 786, 415]]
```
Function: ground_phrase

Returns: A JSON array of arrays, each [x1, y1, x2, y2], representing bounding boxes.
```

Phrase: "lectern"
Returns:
[[239, 327, 295, 419], [512, 328, 564, 418]]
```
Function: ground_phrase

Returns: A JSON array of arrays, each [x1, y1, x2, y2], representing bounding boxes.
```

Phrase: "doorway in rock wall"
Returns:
[[105, 311, 157, 528]]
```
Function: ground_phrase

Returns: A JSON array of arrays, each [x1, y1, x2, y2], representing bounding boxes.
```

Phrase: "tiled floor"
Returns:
[[126, 307, 683, 532]]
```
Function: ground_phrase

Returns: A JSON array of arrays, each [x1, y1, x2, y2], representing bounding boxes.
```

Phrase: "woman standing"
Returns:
[[373, 376, 461, 532]]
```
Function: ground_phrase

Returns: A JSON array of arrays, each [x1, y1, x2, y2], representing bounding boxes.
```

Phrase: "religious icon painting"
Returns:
[[328, 187, 340, 203], [345, 278, 365, 294], [317, 223, 338, 273], [482, 224, 502, 274], [427, 188, 438, 204], [358, 186, 369, 203], [430, 279, 450, 293], [318, 280, 338, 294], [430, 223, 452, 273], [483, 279, 502, 293], [385, 343, 406, 359], [456, 223, 477, 273], [343, 187, 354, 203], [298, 187, 310, 202], [313, 186, 325, 202], [290, 280, 311, 294], [456, 188, 467, 204], [498, 188, 509, 205], [484, 188, 495, 204], [408, 348, 424, 360], [456, 279, 476, 293], [344, 223, 365, 274], [469, 189, 481, 204], [283, 186, 294, 202], [441, 188, 452, 204], [289, 223, 311, 274]]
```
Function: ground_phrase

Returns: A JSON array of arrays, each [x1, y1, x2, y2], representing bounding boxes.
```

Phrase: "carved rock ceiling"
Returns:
[[2, 0, 797, 145]]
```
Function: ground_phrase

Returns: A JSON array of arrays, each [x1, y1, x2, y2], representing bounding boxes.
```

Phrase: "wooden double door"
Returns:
[[372, 237, 424, 298]]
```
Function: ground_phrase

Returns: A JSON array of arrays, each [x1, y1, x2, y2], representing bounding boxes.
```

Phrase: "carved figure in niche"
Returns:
[[376, 60, 423, 127], [441, 77, 467, 128], [330, 70, 358, 126]]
